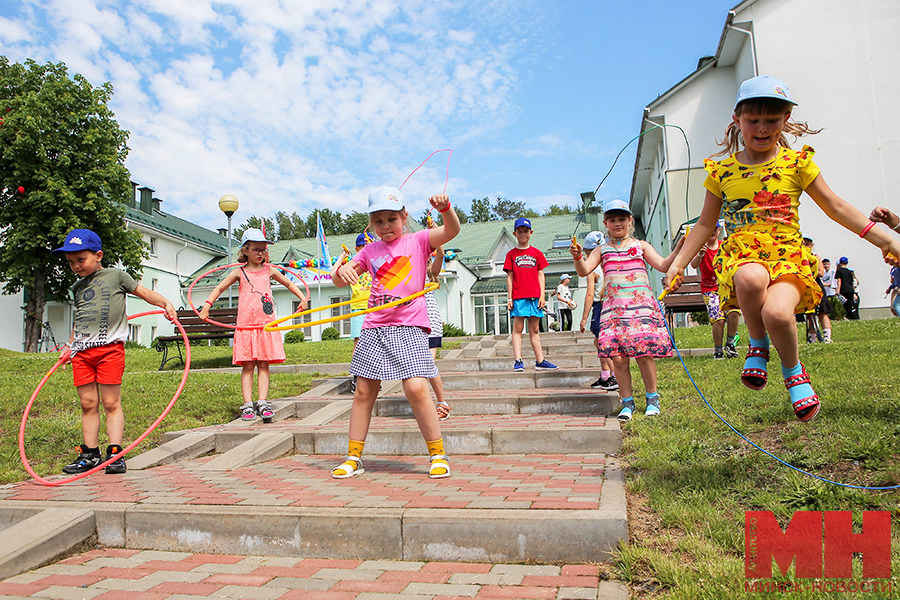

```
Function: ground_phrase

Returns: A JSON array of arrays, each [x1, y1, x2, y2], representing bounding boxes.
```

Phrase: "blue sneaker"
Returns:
[[645, 396, 660, 417], [617, 399, 635, 422], [513, 359, 525, 372], [535, 359, 558, 370]]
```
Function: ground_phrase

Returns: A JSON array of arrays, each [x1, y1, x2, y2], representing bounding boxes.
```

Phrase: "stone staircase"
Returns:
[[0, 330, 628, 597]]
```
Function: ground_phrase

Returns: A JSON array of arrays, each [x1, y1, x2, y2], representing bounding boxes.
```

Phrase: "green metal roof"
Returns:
[[470, 277, 507, 294], [453, 214, 589, 266], [125, 206, 230, 254]]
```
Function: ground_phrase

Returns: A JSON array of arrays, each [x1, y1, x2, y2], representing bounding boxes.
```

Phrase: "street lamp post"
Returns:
[[218, 194, 239, 307]]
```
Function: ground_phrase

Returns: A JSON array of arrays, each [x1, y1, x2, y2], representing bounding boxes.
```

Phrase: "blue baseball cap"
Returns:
[[583, 230, 605, 249], [355, 232, 375, 247], [839, 256, 848, 264], [603, 198, 632, 215], [54, 228, 102, 252], [734, 75, 797, 111], [514, 217, 532, 230]]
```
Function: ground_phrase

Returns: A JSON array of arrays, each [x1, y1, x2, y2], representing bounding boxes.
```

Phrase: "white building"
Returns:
[[630, 0, 899, 315]]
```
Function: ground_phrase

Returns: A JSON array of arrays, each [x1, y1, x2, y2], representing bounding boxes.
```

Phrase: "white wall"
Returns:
[[0, 291, 25, 351]]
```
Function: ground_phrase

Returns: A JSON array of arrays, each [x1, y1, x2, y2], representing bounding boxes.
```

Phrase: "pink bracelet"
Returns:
[[205, 299, 214, 306], [859, 221, 876, 238]]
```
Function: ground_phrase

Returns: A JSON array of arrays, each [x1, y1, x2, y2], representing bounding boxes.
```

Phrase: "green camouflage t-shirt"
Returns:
[[70, 268, 138, 353]]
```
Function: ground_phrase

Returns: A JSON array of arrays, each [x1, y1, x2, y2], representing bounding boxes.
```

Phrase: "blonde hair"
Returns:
[[715, 98, 822, 157]]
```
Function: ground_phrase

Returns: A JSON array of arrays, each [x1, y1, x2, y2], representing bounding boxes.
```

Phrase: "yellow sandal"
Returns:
[[331, 456, 364, 479], [429, 454, 450, 479]]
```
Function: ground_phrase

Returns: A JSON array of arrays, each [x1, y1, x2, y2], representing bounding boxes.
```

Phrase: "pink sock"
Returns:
[[601, 370, 611, 379]]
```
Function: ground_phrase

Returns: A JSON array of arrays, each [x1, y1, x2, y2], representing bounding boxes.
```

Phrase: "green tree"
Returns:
[[341, 211, 370, 236], [492, 195, 527, 221], [544, 204, 575, 216], [0, 58, 146, 352], [275, 210, 306, 240], [470, 197, 492, 222]]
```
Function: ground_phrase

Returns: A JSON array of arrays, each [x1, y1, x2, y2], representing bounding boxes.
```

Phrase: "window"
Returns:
[[150, 326, 157, 341], [330, 295, 351, 336], [151, 278, 159, 291], [149, 237, 158, 256], [473, 293, 514, 335], [293, 300, 312, 325], [128, 324, 141, 343]]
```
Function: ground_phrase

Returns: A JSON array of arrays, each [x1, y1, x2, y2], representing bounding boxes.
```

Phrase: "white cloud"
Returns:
[[2, 0, 543, 229]]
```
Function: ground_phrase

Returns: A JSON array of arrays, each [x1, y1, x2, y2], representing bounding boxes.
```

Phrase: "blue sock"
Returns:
[[645, 392, 659, 406], [743, 335, 770, 373], [782, 362, 816, 406], [620, 395, 634, 408]]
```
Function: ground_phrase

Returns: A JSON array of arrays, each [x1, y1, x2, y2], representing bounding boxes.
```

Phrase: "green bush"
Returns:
[[691, 310, 710, 325], [284, 330, 305, 343], [321, 327, 340, 340], [441, 322, 470, 337]]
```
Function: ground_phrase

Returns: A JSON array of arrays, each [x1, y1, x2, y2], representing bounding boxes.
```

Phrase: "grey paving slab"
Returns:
[[0, 508, 95, 580]]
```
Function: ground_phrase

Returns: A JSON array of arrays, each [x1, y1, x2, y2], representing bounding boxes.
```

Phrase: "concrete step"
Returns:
[[161, 414, 621, 457], [0, 507, 96, 579], [0, 454, 627, 565], [420, 368, 601, 391], [377, 388, 617, 417]]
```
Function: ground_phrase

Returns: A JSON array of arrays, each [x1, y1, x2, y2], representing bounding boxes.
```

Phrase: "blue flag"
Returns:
[[316, 212, 331, 266]]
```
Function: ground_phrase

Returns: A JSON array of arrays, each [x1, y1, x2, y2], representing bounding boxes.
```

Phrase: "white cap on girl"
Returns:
[[240, 228, 273, 246], [368, 186, 405, 213]]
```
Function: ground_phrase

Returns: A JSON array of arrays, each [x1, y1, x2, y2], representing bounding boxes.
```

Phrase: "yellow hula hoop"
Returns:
[[264, 281, 439, 332]]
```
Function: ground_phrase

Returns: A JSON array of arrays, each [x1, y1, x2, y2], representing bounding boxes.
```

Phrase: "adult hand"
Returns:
[[870, 206, 900, 230], [883, 243, 900, 267], [58, 345, 71, 363], [163, 303, 177, 322], [199, 304, 210, 320]]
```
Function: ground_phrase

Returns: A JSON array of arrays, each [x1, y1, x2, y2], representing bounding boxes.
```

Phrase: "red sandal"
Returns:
[[741, 346, 769, 390], [785, 365, 820, 422]]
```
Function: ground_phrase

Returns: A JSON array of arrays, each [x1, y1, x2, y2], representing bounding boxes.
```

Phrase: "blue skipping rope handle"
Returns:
[[657, 300, 898, 491]]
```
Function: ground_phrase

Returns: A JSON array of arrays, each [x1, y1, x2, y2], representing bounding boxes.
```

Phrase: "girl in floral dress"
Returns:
[[570, 199, 683, 421], [665, 75, 900, 422]]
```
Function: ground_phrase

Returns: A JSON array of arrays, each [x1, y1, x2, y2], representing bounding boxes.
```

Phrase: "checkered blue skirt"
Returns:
[[350, 326, 438, 381]]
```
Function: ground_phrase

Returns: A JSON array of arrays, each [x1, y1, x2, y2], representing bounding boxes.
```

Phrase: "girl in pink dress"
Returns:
[[570, 199, 683, 421], [200, 229, 307, 422]]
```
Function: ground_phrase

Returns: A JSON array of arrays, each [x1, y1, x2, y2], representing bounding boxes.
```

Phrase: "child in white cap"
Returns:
[[666, 74, 900, 422], [551, 273, 575, 331], [330, 187, 460, 479], [200, 228, 308, 422]]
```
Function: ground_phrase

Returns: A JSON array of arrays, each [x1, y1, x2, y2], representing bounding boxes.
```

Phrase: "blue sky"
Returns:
[[1, 0, 733, 232]]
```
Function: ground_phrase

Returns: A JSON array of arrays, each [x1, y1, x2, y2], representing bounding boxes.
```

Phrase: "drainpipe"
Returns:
[[175, 242, 190, 306], [727, 11, 758, 76]]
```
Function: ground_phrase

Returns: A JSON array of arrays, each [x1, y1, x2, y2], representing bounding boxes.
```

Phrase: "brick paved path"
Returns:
[[0, 548, 625, 600], [0, 454, 606, 510]]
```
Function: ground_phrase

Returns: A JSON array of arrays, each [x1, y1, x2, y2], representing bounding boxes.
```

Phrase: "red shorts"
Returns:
[[71, 343, 125, 387]]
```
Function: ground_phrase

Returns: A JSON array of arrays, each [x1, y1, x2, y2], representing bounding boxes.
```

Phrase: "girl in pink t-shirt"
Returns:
[[330, 188, 460, 480]]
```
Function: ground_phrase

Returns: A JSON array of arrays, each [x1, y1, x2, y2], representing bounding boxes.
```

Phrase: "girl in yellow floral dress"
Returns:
[[666, 75, 900, 422]]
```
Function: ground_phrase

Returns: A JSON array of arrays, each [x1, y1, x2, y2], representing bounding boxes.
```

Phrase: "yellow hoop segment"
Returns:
[[264, 282, 439, 331]]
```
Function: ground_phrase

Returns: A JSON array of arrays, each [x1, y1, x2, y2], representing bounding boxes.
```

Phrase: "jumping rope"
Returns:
[[588, 124, 897, 491], [19, 310, 191, 486]]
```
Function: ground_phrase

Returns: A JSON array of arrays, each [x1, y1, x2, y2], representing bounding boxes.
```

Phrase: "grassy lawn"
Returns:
[[616, 318, 899, 599], [0, 348, 323, 484]]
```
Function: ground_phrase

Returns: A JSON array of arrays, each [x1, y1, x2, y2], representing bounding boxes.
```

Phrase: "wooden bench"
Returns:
[[155, 308, 238, 370], [660, 274, 706, 329]]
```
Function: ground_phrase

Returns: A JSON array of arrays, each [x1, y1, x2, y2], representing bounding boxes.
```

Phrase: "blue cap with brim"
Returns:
[[54, 228, 102, 252], [583, 231, 605, 249], [603, 198, 632, 215], [355, 232, 375, 247], [735, 75, 797, 111], [514, 217, 532, 230]]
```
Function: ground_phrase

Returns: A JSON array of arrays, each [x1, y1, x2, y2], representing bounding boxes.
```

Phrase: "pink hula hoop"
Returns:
[[18, 310, 191, 487], [186, 262, 310, 330]]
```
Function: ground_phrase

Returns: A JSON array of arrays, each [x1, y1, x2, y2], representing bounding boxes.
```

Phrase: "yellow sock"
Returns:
[[426, 438, 448, 476], [332, 439, 364, 477], [348, 439, 364, 458]]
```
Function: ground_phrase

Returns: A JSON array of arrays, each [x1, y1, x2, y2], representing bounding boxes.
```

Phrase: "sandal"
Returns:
[[331, 456, 364, 479], [435, 400, 451, 421], [741, 345, 769, 390], [429, 454, 450, 479], [257, 401, 274, 423], [785, 365, 820, 422], [240, 403, 257, 421]]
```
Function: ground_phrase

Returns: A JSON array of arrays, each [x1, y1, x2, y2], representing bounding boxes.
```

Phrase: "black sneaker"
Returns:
[[104, 444, 127, 474], [62, 444, 101, 474], [601, 375, 619, 391], [590, 377, 604, 388], [349, 375, 357, 394], [724, 341, 738, 358], [714, 350, 725, 359]]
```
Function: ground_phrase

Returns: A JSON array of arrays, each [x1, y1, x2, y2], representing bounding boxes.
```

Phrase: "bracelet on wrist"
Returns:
[[438, 202, 452, 213], [859, 220, 876, 239], [205, 299, 214, 306]]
